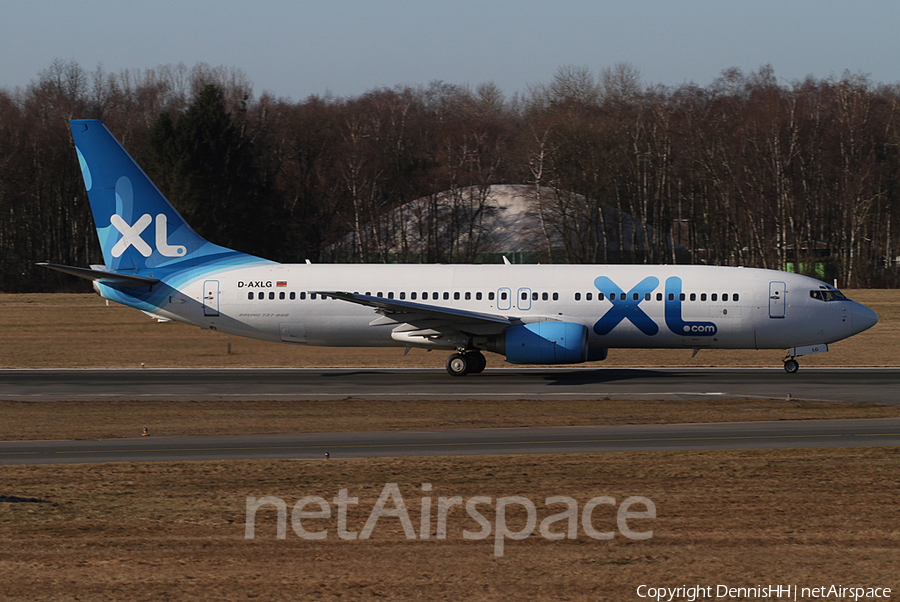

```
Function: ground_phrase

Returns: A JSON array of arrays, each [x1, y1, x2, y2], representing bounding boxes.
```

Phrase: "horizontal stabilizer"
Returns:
[[36, 263, 159, 287]]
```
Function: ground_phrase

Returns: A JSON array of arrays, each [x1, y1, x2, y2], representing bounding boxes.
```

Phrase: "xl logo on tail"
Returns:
[[110, 214, 186, 258]]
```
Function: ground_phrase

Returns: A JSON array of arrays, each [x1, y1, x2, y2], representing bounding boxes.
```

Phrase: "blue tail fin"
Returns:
[[70, 119, 272, 274]]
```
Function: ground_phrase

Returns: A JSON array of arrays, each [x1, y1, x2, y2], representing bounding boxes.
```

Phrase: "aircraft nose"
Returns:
[[850, 301, 878, 334]]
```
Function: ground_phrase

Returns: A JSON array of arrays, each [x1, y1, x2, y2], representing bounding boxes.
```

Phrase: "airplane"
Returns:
[[39, 119, 879, 376]]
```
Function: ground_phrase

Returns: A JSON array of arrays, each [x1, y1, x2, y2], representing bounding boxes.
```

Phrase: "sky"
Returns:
[[3, 0, 900, 101]]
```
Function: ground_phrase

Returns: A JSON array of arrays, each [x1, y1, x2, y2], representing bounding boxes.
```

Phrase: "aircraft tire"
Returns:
[[446, 353, 470, 376], [783, 359, 800, 373], [467, 352, 487, 374]]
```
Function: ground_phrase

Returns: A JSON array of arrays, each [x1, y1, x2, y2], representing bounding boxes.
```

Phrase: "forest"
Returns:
[[1, 60, 899, 292]]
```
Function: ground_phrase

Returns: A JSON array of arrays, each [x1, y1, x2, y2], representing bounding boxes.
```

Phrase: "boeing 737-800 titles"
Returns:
[[40, 120, 878, 376]]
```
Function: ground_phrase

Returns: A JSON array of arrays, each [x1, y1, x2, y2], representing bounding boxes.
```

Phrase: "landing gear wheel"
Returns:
[[783, 359, 800, 374], [446, 353, 470, 377], [467, 352, 487, 374]]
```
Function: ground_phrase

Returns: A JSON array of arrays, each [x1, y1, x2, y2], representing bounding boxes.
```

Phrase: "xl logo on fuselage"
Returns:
[[592, 276, 717, 337], [110, 213, 186, 258]]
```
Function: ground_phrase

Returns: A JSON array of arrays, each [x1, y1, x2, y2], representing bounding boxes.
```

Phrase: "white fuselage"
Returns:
[[100, 264, 874, 356]]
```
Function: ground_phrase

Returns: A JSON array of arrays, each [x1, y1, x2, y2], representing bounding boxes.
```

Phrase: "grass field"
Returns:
[[0, 397, 896, 442], [1, 292, 897, 600], [2, 450, 898, 601]]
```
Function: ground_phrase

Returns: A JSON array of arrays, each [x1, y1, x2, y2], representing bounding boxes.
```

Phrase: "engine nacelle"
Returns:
[[496, 322, 589, 364]]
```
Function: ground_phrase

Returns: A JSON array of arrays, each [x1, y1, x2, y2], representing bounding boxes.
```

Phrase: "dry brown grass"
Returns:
[[0, 290, 896, 369], [1, 449, 898, 601], [0, 397, 895, 442]]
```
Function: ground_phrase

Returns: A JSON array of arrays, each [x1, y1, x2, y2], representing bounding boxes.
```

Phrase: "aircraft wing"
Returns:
[[315, 291, 512, 336]]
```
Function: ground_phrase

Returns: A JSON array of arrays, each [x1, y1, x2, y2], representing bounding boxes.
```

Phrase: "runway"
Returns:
[[1, 367, 899, 404], [2, 419, 899, 465], [2, 368, 897, 464]]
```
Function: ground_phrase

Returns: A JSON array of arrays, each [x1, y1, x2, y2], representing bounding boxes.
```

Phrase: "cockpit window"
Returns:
[[811, 289, 847, 301]]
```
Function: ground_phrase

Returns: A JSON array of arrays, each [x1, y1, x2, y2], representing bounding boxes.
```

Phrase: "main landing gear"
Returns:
[[446, 351, 487, 376]]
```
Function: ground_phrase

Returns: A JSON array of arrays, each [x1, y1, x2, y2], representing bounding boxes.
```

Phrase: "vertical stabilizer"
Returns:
[[70, 119, 271, 274]]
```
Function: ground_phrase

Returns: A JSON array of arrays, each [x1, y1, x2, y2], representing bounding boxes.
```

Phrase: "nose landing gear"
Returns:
[[783, 358, 800, 373], [781, 344, 828, 373]]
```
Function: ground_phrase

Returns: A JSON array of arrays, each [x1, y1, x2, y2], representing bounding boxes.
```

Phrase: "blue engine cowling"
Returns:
[[502, 322, 589, 364]]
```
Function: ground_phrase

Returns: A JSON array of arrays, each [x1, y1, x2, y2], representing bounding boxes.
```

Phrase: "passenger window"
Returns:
[[586, 292, 592, 301], [633, 293, 639, 301], [444, 292, 450, 300], [454, 292, 461, 300], [466, 292, 472, 300], [668, 293, 675, 301], [553, 293, 559, 301], [690, 293, 696, 301], [610, 293, 616, 301], [679, 293, 685, 301], [476, 292, 482, 301], [701, 293, 707, 301], [248, 292, 254, 300], [722, 293, 729, 302], [489, 292, 495, 301], [598, 292, 605, 301], [532, 292, 538, 301], [290, 292, 296, 300], [311, 293, 317, 300], [733, 293, 739, 302], [575, 293, 581, 301], [279, 292, 285, 300], [268, 292, 275, 300], [259, 291, 265, 300], [411, 292, 417, 300], [300, 292, 307, 300], [711, 293, 717, 302], [542, 292, 548, 301], [377, 292, 383, 298], [388, 292, 394, 299], [400, 292, 406, 300], [644, 293, 650, 301], [657, 293, 663, 301], [500, 292, 506, 301]]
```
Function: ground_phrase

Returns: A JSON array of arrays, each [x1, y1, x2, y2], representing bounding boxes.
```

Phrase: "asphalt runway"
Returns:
[[2, 368, 898, 464], [2, 419, 899, 465], [1, 367, 899, 404]]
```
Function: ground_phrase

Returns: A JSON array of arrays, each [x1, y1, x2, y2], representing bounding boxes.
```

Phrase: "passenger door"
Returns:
[[769, 281, 785, 318], [203, 280, 220, 317]]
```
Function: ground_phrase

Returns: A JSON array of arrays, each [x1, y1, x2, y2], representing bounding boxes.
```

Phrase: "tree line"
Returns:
[[1, 60, 899, 292]]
